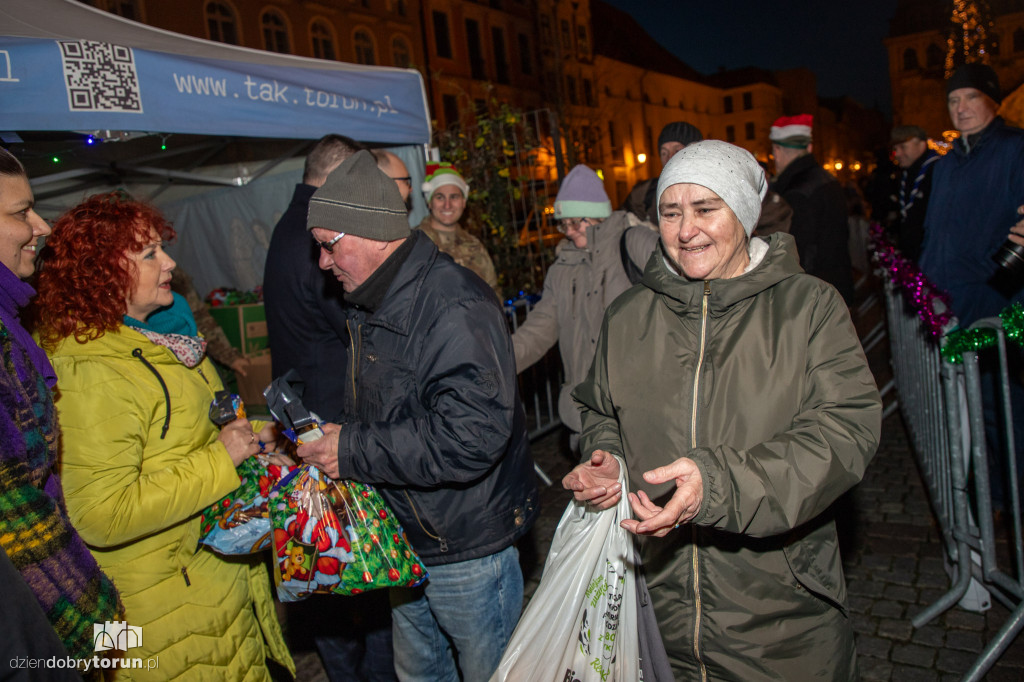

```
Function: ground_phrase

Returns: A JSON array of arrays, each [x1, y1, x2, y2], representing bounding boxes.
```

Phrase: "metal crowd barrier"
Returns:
[[883, 272, 1024, 680], [505, 297, 564, 486]]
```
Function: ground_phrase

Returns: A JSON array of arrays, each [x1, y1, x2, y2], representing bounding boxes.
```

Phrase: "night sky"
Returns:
[[600, 0, 901, 115]]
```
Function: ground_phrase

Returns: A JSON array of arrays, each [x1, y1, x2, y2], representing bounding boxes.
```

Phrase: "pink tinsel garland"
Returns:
[[868, 223, 954, 336]]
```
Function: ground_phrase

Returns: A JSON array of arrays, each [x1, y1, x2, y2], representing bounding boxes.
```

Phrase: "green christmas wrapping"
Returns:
[[269, 464, 428, 602], [199, 456, 294, 555]]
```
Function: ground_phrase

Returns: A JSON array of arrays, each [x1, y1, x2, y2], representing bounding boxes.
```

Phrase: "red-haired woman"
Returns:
[[35, 192, 294, 680]]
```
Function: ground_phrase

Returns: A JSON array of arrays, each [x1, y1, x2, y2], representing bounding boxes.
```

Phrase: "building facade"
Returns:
[[78, 0, 881, 206], [886, 0, 1024, 138]]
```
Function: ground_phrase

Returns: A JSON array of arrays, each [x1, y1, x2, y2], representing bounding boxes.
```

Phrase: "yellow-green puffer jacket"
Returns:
[[49, 326, 294, 680]]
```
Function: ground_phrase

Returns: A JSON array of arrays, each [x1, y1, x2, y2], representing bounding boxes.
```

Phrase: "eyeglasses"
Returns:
[[314, 232, 345, 254], [392, 176, 412, 185], [559, 218, 589, 233]]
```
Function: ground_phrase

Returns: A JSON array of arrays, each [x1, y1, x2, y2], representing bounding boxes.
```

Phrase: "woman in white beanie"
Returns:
[[563, 140, 881, 680]]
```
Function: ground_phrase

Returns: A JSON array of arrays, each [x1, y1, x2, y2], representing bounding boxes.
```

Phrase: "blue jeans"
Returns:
[[390, 545, 523, 682]]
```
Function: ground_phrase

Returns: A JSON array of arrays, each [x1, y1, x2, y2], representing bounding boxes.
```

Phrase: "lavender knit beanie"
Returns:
[[553, 165, 612, 220]]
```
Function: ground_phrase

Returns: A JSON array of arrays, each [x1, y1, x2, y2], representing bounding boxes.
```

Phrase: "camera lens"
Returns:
[[993, 239, 1024, 274]]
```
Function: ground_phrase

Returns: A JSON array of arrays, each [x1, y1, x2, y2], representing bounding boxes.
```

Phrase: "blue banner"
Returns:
[[0, 37, 431, 144]]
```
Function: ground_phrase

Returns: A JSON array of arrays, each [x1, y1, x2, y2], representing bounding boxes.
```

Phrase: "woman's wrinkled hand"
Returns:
[[620, 457, 704, 537], [218, 418, 261, 466], [561, 449, 622, 510]]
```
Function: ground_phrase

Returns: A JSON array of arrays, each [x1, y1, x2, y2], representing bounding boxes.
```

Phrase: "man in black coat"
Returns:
[[769, 114, 855, 305]]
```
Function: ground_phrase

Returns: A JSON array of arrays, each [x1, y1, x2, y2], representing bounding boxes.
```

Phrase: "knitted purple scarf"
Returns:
[[0, 262, 55, 387]]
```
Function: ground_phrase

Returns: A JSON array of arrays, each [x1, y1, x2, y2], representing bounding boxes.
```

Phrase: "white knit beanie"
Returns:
[[656, 140, 767, 237]]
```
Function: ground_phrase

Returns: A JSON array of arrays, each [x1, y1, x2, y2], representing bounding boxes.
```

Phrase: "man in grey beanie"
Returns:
[[297, 149, 538, 682]]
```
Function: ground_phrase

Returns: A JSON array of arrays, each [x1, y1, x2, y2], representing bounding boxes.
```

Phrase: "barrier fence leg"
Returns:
[[961, 602, 1024, 682]]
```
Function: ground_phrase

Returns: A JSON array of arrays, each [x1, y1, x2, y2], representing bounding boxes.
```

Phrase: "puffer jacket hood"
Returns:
[[643, 232, 802, 314]]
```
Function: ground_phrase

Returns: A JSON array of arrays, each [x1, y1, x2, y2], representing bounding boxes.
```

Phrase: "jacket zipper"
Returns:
[[346, 320, 361, 405], [345, 320, 448, 553], [690, 280, 710, 682]]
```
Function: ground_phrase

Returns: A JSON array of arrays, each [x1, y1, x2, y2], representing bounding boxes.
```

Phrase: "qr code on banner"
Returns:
[[59, 40, 143, 114]]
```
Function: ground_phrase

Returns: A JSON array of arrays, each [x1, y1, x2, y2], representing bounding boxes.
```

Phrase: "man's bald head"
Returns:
[[374, 149, 412, 210]]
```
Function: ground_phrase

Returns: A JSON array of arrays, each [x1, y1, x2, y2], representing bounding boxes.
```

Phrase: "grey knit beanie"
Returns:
[[656, 140, 767, 237], [307, 149, 410, 240]]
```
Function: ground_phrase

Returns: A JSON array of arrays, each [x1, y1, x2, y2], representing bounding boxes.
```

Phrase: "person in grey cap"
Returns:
[[889, 124, 938, 261], [295, 149, 538, 682], [623, 120, 703, 225], [919, 62, 1024, 512], [563, 140, 881, 680]]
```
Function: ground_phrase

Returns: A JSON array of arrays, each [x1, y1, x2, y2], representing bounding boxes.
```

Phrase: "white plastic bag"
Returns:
[[492, 457, 639, 682]]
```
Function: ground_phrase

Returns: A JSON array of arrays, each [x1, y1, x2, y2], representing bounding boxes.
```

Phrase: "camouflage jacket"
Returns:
[[416, 216, 500, 297]]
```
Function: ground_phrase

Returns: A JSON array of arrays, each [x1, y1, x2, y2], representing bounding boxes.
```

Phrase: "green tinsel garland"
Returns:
[[940, 303, 1024, 363]]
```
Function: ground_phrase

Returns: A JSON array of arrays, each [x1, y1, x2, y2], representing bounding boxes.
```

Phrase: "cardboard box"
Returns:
[[236, 351, 273, 407], [208, 303, 268, 357]]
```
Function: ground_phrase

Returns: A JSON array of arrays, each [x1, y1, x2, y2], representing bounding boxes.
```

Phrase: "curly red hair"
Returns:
[[36, 192, 175, 349]]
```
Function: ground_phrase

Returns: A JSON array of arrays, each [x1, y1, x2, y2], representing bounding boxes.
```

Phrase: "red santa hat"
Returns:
[[769, 114, 814, 148]]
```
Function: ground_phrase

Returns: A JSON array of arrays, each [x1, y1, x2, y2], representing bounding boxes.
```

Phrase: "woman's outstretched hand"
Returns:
[[561, 449, 622, 510]]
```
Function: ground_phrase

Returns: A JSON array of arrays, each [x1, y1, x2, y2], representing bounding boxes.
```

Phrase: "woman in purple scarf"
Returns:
[[0, 148, 122, 663]]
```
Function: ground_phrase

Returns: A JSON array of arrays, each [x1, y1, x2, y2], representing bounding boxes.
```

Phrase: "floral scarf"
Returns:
[[124, 292, 207, 367]]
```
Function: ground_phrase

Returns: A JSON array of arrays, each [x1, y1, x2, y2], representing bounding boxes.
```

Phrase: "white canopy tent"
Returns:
[[0, 0, 433, 294]]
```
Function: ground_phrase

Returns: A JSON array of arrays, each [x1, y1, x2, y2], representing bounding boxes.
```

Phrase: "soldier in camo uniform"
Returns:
[[416, 162, 500, 297]]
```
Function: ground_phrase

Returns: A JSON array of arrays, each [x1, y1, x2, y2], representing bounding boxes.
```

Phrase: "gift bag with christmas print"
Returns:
[[269, 464, 428, 602], [199, 455, 295, 555]]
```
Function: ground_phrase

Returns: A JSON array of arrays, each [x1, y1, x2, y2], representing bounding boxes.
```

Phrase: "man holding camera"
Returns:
[[919, 63, 1024, 325], [919, 63, 1024, 514]]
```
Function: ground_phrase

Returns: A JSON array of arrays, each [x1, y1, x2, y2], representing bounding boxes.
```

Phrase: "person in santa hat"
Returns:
[[769, 114, 855, 305]]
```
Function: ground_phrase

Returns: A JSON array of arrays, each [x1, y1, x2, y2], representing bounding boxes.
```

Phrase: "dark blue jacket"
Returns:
[[920, 118, 1024, 326], [334, 231, 538, 566]]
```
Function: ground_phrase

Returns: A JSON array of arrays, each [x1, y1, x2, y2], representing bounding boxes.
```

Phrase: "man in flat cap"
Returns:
[[889, 125, 939, 261], [769, 113, 855, 305], [296, 150, 538, 682], [918, 63, 1024, 512]]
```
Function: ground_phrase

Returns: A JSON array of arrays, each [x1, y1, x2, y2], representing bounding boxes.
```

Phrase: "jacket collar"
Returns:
[[643, 232, 803, 316], [953, 116, 1004, 156], [357, 230, 437, 335]]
